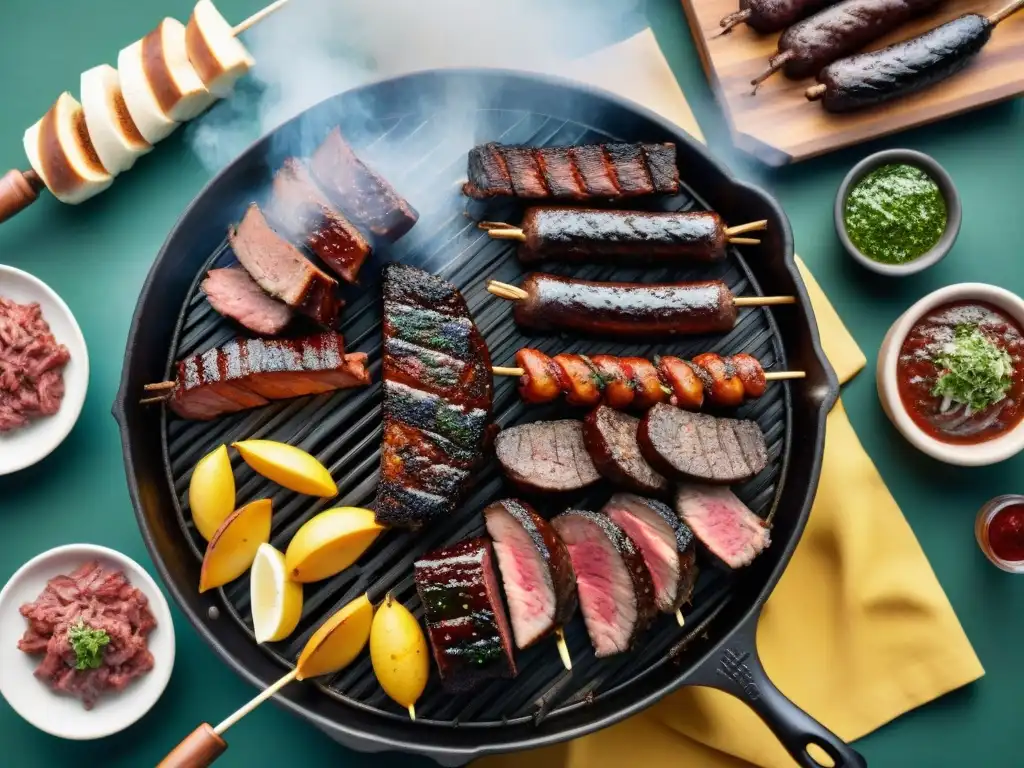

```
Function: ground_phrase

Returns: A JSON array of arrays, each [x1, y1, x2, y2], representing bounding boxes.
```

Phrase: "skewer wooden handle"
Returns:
[[0, 170, 43, 223], [158, 723, 227, 768]]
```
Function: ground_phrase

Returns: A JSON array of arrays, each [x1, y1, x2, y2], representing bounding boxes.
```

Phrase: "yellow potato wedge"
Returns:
[[296, 593, 373, 680], [233, 440, 337, 497], [285, 507, 384, 583], [250, 543, 303, 644], [370, 593, 429, 719], [199, 499, 272, 593], [189, 444, 236, 541]]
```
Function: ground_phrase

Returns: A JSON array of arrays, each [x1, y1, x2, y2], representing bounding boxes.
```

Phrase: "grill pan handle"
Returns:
[[690, 613, 867, 768]]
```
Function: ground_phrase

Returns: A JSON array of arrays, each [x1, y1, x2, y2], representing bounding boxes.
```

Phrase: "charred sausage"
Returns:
[[805, 13, 995, 112], [692, 353, 746, 408], [750, 0, 947, 91], [718, 0, 843, 36], [512, 273, 737, 338], [516, 207, 729, 264]]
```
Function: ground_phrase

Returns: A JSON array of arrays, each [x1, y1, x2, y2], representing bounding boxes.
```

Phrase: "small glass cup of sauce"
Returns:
[[975, 495, 1024, 572]]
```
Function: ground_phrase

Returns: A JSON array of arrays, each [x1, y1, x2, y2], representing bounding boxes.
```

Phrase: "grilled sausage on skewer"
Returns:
[[483, 208, 767, 263], [717, 0, 843, 36]]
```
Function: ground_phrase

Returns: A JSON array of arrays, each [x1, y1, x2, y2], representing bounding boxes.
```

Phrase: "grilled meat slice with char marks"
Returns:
[[675, 485, 770, 569], [552, 510, 656, 657], [168, 332, 370, 420], [494, 420, 600, 494], [639, 404, 768, 484], [377, 264, 493, 528], [483, 499, 577, 649], [463, 142, 679, 200], [583, 406, 668, 496], [603, 493, 698, 613], [309, 127, 419, 242], [201, 266, 293, 335], [229, 204, 340, 326], [414, 537, 516, 692], [267, 158, 372, 284]]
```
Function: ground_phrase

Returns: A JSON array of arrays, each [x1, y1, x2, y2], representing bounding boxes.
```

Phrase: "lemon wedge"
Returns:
[[199, 498, 272, 593], [285, 507, 384, 583], [370, 593, 429, 720], [296, 593, 373, 680], [250, 543, 303, 643], [233, 440, 337, 497], [189, 444, 236, 541]]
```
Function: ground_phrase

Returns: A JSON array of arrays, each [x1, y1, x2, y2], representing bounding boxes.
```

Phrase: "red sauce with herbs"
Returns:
[[896, 301, 1024, 444], [989, 504, 1024, 562]]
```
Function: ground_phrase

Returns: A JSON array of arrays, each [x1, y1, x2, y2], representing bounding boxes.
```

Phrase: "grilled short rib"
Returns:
[[376, 264, 493, 528], [267, 158, 372, 284], [494, 420, 600, 494], [603, 494, 698, 614], [168, 332, 370, 420], [638, 404, 768, 484], [414, 537, 517, 692], [229, 203, 340, 326], [201, 267, 294, 335], [552, 510, 655, 657], [310, 127, 419, 242], [583, 406, 668, 497], [674, 485, 770, 569], [483, 499, 577, 649], [463, 142, 679, 201]]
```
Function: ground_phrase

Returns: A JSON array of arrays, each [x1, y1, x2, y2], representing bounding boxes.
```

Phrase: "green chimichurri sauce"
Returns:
[[843, 163, 947, 265]]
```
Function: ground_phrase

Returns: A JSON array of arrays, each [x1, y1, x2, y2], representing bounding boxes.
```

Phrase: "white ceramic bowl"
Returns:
[[0, 544, 175, 739], [0, 265, 89, 475], [877, 283, 1024, 466]]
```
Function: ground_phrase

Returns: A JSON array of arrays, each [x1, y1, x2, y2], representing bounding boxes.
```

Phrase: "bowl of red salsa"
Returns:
[[877, 283, 1024, 465]]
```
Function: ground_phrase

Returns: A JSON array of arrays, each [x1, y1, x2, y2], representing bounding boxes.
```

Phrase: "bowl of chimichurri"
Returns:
[[835, 149, 961, 276]]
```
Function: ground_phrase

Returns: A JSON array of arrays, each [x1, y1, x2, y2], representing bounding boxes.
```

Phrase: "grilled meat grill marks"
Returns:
[[483, 500, 577, 650], [168, 332, 370, 420], [267, 158, 372, 284], [639, 404, 768, 484], [552, 510, 656, 658], [463, 142, 679, 200], [583, 407, 669, 497], [377, 265, 493, 528], [494, 420, 601, 494], [414, 537, 517, 692], [309, 127, 419, 241], [229, 203, 340, 326]]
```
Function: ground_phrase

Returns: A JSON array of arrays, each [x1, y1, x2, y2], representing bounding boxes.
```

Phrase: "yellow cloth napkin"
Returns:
[[477, 30, 984, 768]]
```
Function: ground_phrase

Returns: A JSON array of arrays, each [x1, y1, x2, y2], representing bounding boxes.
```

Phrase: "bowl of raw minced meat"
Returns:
[[0, 265, 88, 475], [0, 543, 174, 739]]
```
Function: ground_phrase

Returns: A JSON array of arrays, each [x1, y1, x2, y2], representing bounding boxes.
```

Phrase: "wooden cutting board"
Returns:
[[680, 0, 1024, 164]]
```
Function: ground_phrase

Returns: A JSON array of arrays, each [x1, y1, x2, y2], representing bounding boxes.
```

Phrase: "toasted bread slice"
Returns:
[[186, 0, 255, 97], [23, 92, 113, 204], [80, 64, 152, 175]]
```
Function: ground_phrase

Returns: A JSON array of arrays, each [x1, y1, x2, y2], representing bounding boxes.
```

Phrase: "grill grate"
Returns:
[[160, 106, 791, 728]]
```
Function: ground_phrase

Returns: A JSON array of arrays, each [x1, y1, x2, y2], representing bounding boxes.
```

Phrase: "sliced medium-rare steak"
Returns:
[[201, 266, 293, 335], [483, 499, 577, 649], [638, 403, 768, 484], [551, 510, 655, 657], [414, 537, 516, 692], [309, 127, 418, 242], [229, 203, 340, 326], [267, 158, 372, 284], [168, 332, 370, 420], [583, 406, 668, 496], [602, 493, 698, 614], [674, 485, 770, 568], [377, 264, 493, 528], [494, 420, 600, 494]]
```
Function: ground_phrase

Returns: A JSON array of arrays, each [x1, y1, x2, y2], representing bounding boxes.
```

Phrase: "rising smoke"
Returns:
[[186, 0, 646, 172]]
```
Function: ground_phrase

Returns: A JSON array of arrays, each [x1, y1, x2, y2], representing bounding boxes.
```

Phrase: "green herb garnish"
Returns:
[[931, 325, 1013, 413], [68, 619, 110, 670]]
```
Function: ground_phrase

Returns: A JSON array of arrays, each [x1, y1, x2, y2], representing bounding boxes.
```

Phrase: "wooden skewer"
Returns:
[[232, 0, 290, 35], [675, 609, 685, 627], [492, 366, 805, 381], [555, 627, 572, 671], [989, 0, 1024, 25], [723, 219, 768, 237], [144, 381, 176, 392], [729, 237, 760, 245], [487, 279, 795, 307], [215, 669, 298, 735]]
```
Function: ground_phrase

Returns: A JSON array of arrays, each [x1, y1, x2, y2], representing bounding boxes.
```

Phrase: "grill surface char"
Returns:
[[116, 73, 839, 758]]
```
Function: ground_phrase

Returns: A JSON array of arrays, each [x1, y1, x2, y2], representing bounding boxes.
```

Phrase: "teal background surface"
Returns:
[[1, 0, 1021, 765]]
